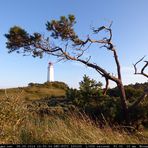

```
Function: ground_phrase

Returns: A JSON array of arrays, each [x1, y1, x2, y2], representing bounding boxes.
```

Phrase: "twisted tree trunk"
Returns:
[[117, 82, 129, 124]]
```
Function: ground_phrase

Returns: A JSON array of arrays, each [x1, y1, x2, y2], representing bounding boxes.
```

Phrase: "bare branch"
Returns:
[[103, 78, 109, 95], [141, 61, 148, 77], [92, 23, 113, 42], [129, 93, 148, 111], [109, 21, 113, 28], [55, 57, 66, 63], [133, 56, 148, 78], [76, 48, 88, 59]]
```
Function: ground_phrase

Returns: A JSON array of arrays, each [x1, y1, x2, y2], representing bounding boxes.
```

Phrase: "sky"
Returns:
[[0, 0, 148, 89]]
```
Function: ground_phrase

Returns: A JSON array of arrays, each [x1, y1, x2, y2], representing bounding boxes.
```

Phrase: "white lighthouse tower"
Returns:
[[47, 62, 54, 82]]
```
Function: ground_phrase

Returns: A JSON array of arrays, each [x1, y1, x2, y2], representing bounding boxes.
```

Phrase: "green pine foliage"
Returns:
[[66, 76, 148, 128]]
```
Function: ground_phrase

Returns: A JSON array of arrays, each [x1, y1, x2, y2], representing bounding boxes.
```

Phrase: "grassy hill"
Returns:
[[0, 81, 67, 101], [0, 81, 148, 144]]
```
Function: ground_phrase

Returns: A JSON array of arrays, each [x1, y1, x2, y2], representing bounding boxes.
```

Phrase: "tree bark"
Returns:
[[117, 81, 129, 124], [103, 78, 109, 95]]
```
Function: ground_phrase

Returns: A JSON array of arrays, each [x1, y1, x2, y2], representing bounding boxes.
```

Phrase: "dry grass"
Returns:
[[0, 92, 148, 144], [0, 86, 65, 101]]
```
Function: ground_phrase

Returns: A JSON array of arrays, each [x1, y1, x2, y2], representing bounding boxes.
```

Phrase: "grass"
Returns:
[[0, 83, 66, 101], [0, 93, 148, 144]]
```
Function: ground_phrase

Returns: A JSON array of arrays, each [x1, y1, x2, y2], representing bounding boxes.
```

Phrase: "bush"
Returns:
[[0, 92, 148, 144], [66, 88, 80, 101], [44, 81, 69, 90]]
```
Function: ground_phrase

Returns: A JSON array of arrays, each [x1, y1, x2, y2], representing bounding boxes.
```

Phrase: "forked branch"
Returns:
[[129, 56, 148, 110], [133, 56, 148, 78], [129, 93, 148, 111]]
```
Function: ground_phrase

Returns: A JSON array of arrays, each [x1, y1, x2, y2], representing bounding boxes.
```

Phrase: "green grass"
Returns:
[[0, 94, 148, 144], [0, 83, 66, 101]]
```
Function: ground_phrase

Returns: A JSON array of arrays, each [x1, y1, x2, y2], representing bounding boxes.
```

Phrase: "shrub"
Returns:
[[0, 93, 148, 144]]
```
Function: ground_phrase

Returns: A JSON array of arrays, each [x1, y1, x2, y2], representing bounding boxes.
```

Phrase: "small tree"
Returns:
[[66, 75, 102, 107], [5, 15, 147, 124], [79, 75, 103, 103], [66, 88, 80, 102]]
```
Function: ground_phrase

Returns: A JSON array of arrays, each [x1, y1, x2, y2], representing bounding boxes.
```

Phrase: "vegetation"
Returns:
[[66, 75, 103, 108], [66, 75, 148, 129], [5, 14, 147, 124], [2, 14, 148, 143], [0, 94, 148, 144], [0, 81, 67, 101], [0, 77, 148, 144], [0, 78, 147, 130]]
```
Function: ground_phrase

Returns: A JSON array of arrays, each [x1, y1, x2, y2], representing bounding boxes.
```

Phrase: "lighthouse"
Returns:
[[47, 62, 54, 82]]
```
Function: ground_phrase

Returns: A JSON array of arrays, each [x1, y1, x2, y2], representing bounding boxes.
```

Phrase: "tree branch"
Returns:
[[128, 56, 148, 110], [129, 93, 148, 111], [113, 49, 122, 80], [103, 78, 109, 95], [88, 25, 122, 81], [77, 58, 120, 83], [133, 56, 148, 78]]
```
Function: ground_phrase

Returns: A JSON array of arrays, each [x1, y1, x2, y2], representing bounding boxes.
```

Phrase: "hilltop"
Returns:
[[0, 81, 68, 101]]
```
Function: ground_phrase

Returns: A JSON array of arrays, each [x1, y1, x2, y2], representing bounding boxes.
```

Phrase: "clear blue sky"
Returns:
[[0, 0, 147, 88]]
